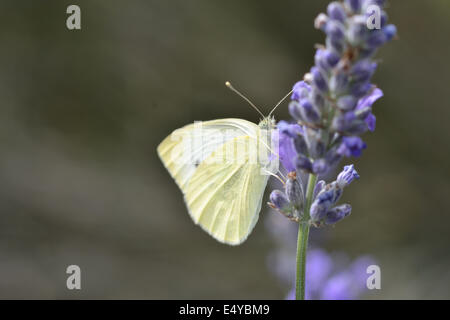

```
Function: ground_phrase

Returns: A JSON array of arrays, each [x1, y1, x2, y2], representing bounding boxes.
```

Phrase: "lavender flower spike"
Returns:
[[267, 0, 396, 300], [270, 0, 395, 222], [270, 0, 395, 208]]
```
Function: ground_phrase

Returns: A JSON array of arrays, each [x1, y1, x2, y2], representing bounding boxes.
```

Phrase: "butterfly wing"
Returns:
[[157, 119, 274, 245], [184, 135, 271, 245], [157, 118, 260, 190]]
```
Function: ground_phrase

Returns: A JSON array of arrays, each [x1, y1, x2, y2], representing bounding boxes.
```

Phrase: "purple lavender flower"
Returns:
[[337, 164, 360, 188], [286, 172, 304, 210], [265, 211, 377, 300], [311, 67, 329, 93], [292, 81, 311, 101], [384, 24, 398, 41], [272, 1, 394, 185], [310, 187, 339, 222], [310, 165, 359, 226], [337, 136, 367, 157], [325, 204, 352, 225], [355, 87, 383, 131], [320, 271, 354, 300], [281, 247, 376, 300], [270, 190, 290, 212], [269, 172, 305, 221], [327, 2, 347, 24], [356, 87, 383, 111], [267, 0, 395, 300], [315, 49, 340, 72], [313, 180, 326, 199]]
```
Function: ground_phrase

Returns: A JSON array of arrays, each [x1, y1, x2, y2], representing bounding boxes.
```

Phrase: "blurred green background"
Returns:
[[0, 0, 449, 299]]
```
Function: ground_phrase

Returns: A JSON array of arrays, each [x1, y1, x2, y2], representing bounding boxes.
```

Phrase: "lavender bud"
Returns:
[[337, 164, 360, 188], [299, 99, 321, 123], [310, 188, 336, 221], [325, 204, 352, 225], [314, 13, 329, 30], [292, 81, 311, 101], [315, 49, 327, 72], [325, 20, 346, 43], [325, 50, 340, 68], [337, 95, 358, 111], [316, 49, 341, 74], [296, 155, 313, 172], [384, 24, 397, 41], [326, 37, 345, 54], [269, 190, 290, 212], [289, 101, 303, 122], [327, 2, 347, 23], [351, 60, 377, 83], [313, 180, 326, 199], [311, 67, 329, 93], [337, 136, 367, 158], [345, 0, 362, 12], [286, 172, 304, 208]]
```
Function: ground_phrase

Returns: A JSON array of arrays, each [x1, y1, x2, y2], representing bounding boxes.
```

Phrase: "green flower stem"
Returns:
[[295, 173, 317, 300]]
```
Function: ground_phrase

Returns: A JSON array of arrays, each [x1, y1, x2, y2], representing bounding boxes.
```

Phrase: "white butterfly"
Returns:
[[157, 82, 289, 245]]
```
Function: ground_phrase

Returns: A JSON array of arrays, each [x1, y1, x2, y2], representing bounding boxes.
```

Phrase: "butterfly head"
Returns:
[[258, 116, 276, 130]]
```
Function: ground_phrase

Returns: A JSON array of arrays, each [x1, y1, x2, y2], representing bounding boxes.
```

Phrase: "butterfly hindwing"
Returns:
[[184, 135, 270, 245]]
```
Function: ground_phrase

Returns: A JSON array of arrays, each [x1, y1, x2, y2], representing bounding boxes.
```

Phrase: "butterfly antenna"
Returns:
[[268, 89, 293, 118], [225, 81, 266, 119]]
